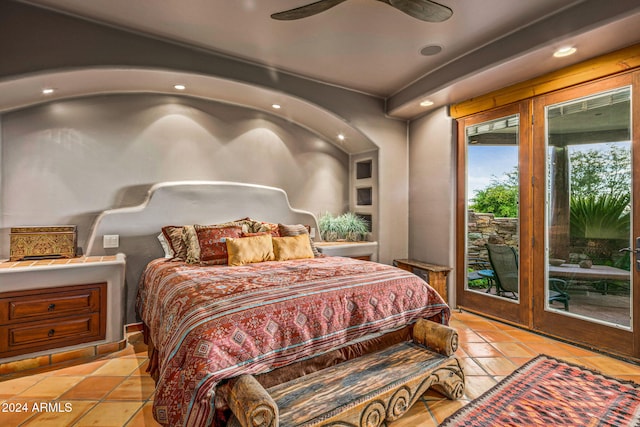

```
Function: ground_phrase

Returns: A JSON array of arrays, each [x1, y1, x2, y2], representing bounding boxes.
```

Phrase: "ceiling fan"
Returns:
[[271, 0, 453, 23]]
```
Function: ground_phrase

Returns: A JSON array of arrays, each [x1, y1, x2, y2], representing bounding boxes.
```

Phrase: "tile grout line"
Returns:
[[67, 359, 149, 427], [12, 357, 148, 427]]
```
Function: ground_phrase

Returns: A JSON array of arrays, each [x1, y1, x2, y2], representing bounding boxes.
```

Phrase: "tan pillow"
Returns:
[[226, 234, 275, 266], [278, 223, 321, 257], [272, 234, 314, 261]]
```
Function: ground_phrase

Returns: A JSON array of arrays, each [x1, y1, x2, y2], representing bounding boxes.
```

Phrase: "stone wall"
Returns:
[[467, 211, 518, 259], [467, 211, 628, 267]]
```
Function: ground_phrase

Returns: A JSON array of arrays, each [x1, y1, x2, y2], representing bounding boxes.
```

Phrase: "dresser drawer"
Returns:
[[0, 313, 102, 356], [0, 283, 107, 358], [0, 283, 104, 324]]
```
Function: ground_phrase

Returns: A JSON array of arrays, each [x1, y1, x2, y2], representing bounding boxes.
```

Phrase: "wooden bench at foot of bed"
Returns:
[[227, 319, 465, 427]]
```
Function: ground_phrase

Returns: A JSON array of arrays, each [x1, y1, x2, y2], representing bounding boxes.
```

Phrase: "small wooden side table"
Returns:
[[393, 259, 452, 304]]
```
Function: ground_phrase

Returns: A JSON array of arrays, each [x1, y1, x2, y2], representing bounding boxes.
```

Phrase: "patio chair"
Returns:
[[467, 256, 495, 292], [486, 243, 570, 310], [485, 244, 518, 298], [549, 278, 570, 311]]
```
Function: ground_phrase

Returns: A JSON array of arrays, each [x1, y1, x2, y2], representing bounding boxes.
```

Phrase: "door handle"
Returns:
[[619, 237, 640, 271], [619, 247, 639, 253]]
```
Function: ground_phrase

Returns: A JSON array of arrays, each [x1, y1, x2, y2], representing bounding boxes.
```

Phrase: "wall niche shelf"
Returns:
[[351, 152, 377, 246], [357, 187, 373, 206], [356, 160, 373, 180]]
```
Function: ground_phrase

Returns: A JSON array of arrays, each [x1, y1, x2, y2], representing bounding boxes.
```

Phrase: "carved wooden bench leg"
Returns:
[[382, 357, 464, 423], [412, 319, 465, 400], [429, 359, 466, 399]]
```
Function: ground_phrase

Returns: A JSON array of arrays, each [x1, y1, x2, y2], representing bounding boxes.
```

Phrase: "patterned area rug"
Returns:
[[441, 354, 640, 426]]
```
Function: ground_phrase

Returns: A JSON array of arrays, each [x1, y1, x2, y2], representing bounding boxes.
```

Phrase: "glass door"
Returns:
[[533, 74, 638, 358], [456, 102, 533, 325]]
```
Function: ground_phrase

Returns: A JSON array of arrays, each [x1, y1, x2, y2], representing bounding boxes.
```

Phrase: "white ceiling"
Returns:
[[18, 0, 581, 96], [13, 0, 640, 120]]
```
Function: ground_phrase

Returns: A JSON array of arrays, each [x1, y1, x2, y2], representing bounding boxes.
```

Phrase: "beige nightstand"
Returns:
[[315, 241, 378, 261]]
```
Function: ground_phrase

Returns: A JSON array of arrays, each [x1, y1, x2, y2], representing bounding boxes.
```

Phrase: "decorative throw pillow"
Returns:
[[278, 223, 321, 257], [256, 221, 281, 236], [232, 218, 260, 234], [242, 232, 269, 237], [182, 225, 201, 263], [194, 224, 243, 264], [272, 234, 314, 261], [161, 225, 187, 260], [183, 221, 249, 263], [226, 234, 275, 266], [157, 233, 173, 258]]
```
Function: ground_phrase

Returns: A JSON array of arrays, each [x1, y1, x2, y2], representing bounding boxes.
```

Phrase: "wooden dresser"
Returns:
[[0, 283, 106, 358], [0, 254, 125, 365]]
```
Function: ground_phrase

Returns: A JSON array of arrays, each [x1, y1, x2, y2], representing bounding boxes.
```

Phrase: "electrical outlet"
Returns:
[[309, 227, 316, 238], [103, 234, 120, 249]]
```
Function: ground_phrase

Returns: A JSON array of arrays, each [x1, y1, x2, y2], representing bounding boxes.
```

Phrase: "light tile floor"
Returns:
[[0, 310, 638, 426]]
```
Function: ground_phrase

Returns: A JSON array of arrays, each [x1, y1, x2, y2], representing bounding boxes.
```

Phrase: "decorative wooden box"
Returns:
[[9, 226, 77, 261]]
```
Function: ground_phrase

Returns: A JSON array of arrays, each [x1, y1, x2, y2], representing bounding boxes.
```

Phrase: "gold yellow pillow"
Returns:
[[226, 234, 275, 266], [272, 234, 314, 261]]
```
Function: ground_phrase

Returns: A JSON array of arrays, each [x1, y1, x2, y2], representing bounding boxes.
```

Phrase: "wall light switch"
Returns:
[[103, 234, 120, 249], [309, 227, 316, 238]]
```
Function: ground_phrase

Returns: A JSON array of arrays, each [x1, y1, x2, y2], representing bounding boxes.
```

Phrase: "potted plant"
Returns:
[[318, 212, 369, 241], [318, 212, 339, 241]]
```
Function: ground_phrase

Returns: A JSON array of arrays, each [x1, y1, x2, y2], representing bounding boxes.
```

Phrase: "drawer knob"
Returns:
[[48, 329, 55, 337], [48, 303, 56, 311]]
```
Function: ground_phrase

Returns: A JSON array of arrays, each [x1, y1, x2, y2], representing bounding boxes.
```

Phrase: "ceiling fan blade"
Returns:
[[385, 0, 453, 22], [271, 0, 349, 20]]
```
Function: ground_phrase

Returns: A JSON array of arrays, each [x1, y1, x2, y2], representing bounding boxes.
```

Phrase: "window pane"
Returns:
[[466, 114, 520, 300], [546, 86, 632, 328]]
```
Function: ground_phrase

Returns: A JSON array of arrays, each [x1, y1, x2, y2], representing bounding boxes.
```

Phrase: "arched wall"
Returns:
[[0, 1, 409, 264], [0, 94, 351, 257]]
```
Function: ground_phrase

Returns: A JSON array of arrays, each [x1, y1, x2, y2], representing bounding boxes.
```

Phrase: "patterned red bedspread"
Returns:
[[137, 256, 449, 426]]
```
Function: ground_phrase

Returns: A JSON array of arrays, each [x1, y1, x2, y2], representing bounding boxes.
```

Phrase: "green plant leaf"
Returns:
[[570, 194, 630, 239]]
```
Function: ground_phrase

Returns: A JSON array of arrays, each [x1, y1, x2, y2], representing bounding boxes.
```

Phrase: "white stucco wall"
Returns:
[[408, 107, 457, 303]]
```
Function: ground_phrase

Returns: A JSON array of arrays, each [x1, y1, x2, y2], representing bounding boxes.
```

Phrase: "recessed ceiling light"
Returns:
[[173, 84, 186, 90], [272, 104, 281, 109], [553, 46, 576, 58], [42, 88, 54, 95], [419, 100, 434, 107], [337, 133, 346, 141], [420, 45, 443, 56]]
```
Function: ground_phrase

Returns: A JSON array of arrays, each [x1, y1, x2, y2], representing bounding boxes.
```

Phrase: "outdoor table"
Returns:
[[548, 263, 630, 294]]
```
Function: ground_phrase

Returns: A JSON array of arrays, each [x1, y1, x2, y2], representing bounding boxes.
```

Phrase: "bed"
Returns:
[[85, 181, 462, 427]]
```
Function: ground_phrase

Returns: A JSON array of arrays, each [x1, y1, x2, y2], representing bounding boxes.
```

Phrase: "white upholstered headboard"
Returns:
[[86, 181, 319, 324]]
